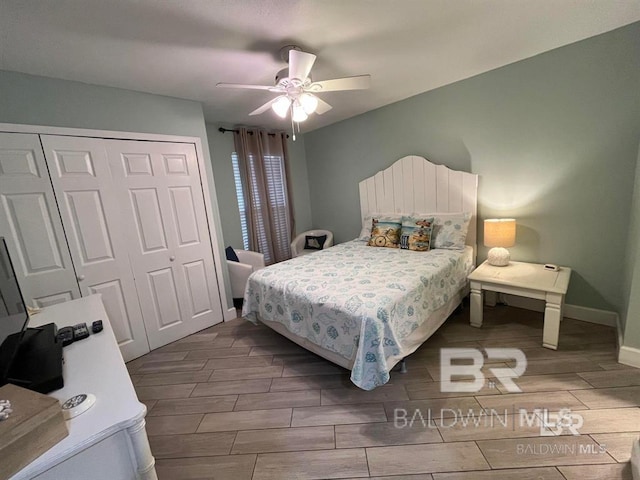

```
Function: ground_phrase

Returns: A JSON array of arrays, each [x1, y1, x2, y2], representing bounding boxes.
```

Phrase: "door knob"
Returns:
[[169, 256, 176, 262], [77, 274, 85, 281]]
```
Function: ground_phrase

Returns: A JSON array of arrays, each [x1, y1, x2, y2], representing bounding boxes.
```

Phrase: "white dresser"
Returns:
[[9, 295, 157, 480]]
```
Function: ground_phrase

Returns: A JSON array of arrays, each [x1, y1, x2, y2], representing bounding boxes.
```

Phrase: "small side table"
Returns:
[[467, 260, 572, 350]]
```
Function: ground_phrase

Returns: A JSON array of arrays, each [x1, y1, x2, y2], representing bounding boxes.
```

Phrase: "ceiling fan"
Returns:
[[216, 45, 371, 129]]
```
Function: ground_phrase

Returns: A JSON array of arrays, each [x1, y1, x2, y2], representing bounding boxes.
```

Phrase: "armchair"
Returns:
[[227, 249, 265, 299], [291, 229, 334, 258]]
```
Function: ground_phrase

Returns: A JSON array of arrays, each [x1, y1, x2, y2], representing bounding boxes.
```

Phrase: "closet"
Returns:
[[0, 129, 225, 361]]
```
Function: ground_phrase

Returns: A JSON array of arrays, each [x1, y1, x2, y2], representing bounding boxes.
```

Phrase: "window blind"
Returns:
[[263, 155, 291, 262], [231, 153, 250, 250], [244, 154, 291, 264], [231, 128, 293, 265]]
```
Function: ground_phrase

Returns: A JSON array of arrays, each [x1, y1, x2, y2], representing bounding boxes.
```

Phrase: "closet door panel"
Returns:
[[0, 243, 24, 316], [169, 187, 200, 245], [36, 292, 75, 308], [107, 140, 222, 350], [41, 135, 150, 361], [147, 267, 181, 328], [129, 188, 168, 253], [63, 190, 115, 264], [89, 279, 135, 344], [183, 259, 212, 316], [3, 193, 65, 271], [0, 132, 81, 307]]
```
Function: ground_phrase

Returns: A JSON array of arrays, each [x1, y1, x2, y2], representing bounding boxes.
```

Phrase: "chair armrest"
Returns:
[[235, 250, 265, 270], [227, 260, 253, 298], [291, 233, 306, 257]]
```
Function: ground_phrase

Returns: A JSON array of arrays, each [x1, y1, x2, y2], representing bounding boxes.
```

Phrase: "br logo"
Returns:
[[440, 348, 527, 393]]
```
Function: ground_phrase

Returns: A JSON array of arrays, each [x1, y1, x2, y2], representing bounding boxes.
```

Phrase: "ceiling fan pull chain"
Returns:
[[290, 106, 296, 141]]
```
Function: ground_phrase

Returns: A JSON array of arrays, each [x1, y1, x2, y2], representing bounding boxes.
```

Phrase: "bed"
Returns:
[[243, 155, 478, 390]]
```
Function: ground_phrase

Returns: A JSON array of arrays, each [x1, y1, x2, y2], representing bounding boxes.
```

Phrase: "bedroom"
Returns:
[[1, 1, 640, 479]]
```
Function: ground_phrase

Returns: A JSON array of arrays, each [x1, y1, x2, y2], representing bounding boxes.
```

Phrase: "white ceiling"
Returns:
[[2, 1, 639, 132]]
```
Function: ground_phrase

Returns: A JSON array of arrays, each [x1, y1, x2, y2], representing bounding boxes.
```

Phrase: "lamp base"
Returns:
[[487, 247, 511, 266]]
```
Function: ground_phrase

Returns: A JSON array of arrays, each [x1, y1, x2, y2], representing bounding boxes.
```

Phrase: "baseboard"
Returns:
[[615, 315, 640, 369], [495, 294, 638, 370], [563, 304, 618, 327], [619, 344, 640, 369], [499, 294, 617, 327], [617, 315, 625, 352]]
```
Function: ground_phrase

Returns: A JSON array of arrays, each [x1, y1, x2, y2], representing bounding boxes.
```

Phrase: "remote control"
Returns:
[[92, 320, 103, 333], [57, 326, 75, 347], [72, 323, 90, 341]]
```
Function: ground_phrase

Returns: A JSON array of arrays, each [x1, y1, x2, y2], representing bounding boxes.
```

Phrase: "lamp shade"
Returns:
[[291, 101, 308, 122], [299, 93, 318, 114], [484, 219, 516, 248], [271, 96, 291, 118]]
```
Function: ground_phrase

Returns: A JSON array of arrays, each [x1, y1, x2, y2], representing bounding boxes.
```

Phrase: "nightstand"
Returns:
[[467, 260, 572, 350]]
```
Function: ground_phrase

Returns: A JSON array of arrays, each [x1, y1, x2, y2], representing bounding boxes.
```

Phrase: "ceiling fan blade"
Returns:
[[288, 50, 316, 81], [308, 75, 371, 92], [216, 82, 281, 92], [315, 97, 333, 115], [249, 98, 279, 116]]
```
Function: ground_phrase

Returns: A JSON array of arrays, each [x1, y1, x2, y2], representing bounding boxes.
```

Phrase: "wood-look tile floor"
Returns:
[[127, 305, 640, 480]]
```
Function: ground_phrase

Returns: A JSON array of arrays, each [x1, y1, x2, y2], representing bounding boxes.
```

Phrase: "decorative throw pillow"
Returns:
[[368, 215, 402, 248], [225, 246, 239, 262], [358, 213, 399, 241], [400, 216, 434, 251], [304, 235, 327, 250], [428, 212, 472, 250]]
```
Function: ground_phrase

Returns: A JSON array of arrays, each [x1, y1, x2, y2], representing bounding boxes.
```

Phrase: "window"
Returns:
[[256, 154, 291, 262], [231, 153, 249, 250], [232, 152, 291, 264]]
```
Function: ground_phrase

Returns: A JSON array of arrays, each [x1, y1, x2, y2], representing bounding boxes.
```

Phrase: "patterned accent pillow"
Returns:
[[358, 213, 399, 241], [304, 235, 327, 250], [367, 215, 402, 248], [399, 216, 434, 251], [429, 212, 472, 250]]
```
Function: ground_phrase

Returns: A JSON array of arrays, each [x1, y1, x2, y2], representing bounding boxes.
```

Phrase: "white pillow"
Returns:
[[413, 212, 472, 250], [358, 215, 374, 241]]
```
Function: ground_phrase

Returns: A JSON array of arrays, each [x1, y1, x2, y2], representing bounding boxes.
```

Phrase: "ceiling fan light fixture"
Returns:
[[216, 46, 371, 134], [291, 102, 308, 122], [271, 96, 291, 118], [299, 93, 318, 115]]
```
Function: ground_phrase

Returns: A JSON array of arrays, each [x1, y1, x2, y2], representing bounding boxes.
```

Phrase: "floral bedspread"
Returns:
[[242, 240, 473, 390]]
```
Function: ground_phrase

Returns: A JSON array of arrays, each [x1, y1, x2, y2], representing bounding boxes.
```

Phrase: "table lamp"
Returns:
[[484, 218, 516, 266]]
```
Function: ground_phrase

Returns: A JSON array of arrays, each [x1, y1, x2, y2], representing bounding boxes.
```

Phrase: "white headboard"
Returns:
[[358, 155, 479, 253]]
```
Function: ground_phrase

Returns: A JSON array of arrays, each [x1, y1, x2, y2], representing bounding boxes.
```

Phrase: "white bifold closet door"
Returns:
[[40, 135, 149, 360], [40, 135, 223, 357], [0, 133, 82, 308], [104, 139, 222, 350]]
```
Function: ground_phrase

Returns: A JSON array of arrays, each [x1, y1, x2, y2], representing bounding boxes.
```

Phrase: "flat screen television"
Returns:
[[0, 237, 30, 383]]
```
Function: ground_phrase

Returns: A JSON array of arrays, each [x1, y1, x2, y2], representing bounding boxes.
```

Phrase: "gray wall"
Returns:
[[304, 22, 640, 314], [287, 133, 313, 236], [0, 70, 207, 139], [206, 124, 243, 249], [622, 142, 640, 349], [0, 70, 234, 309], [206, 123, 313, 250]]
